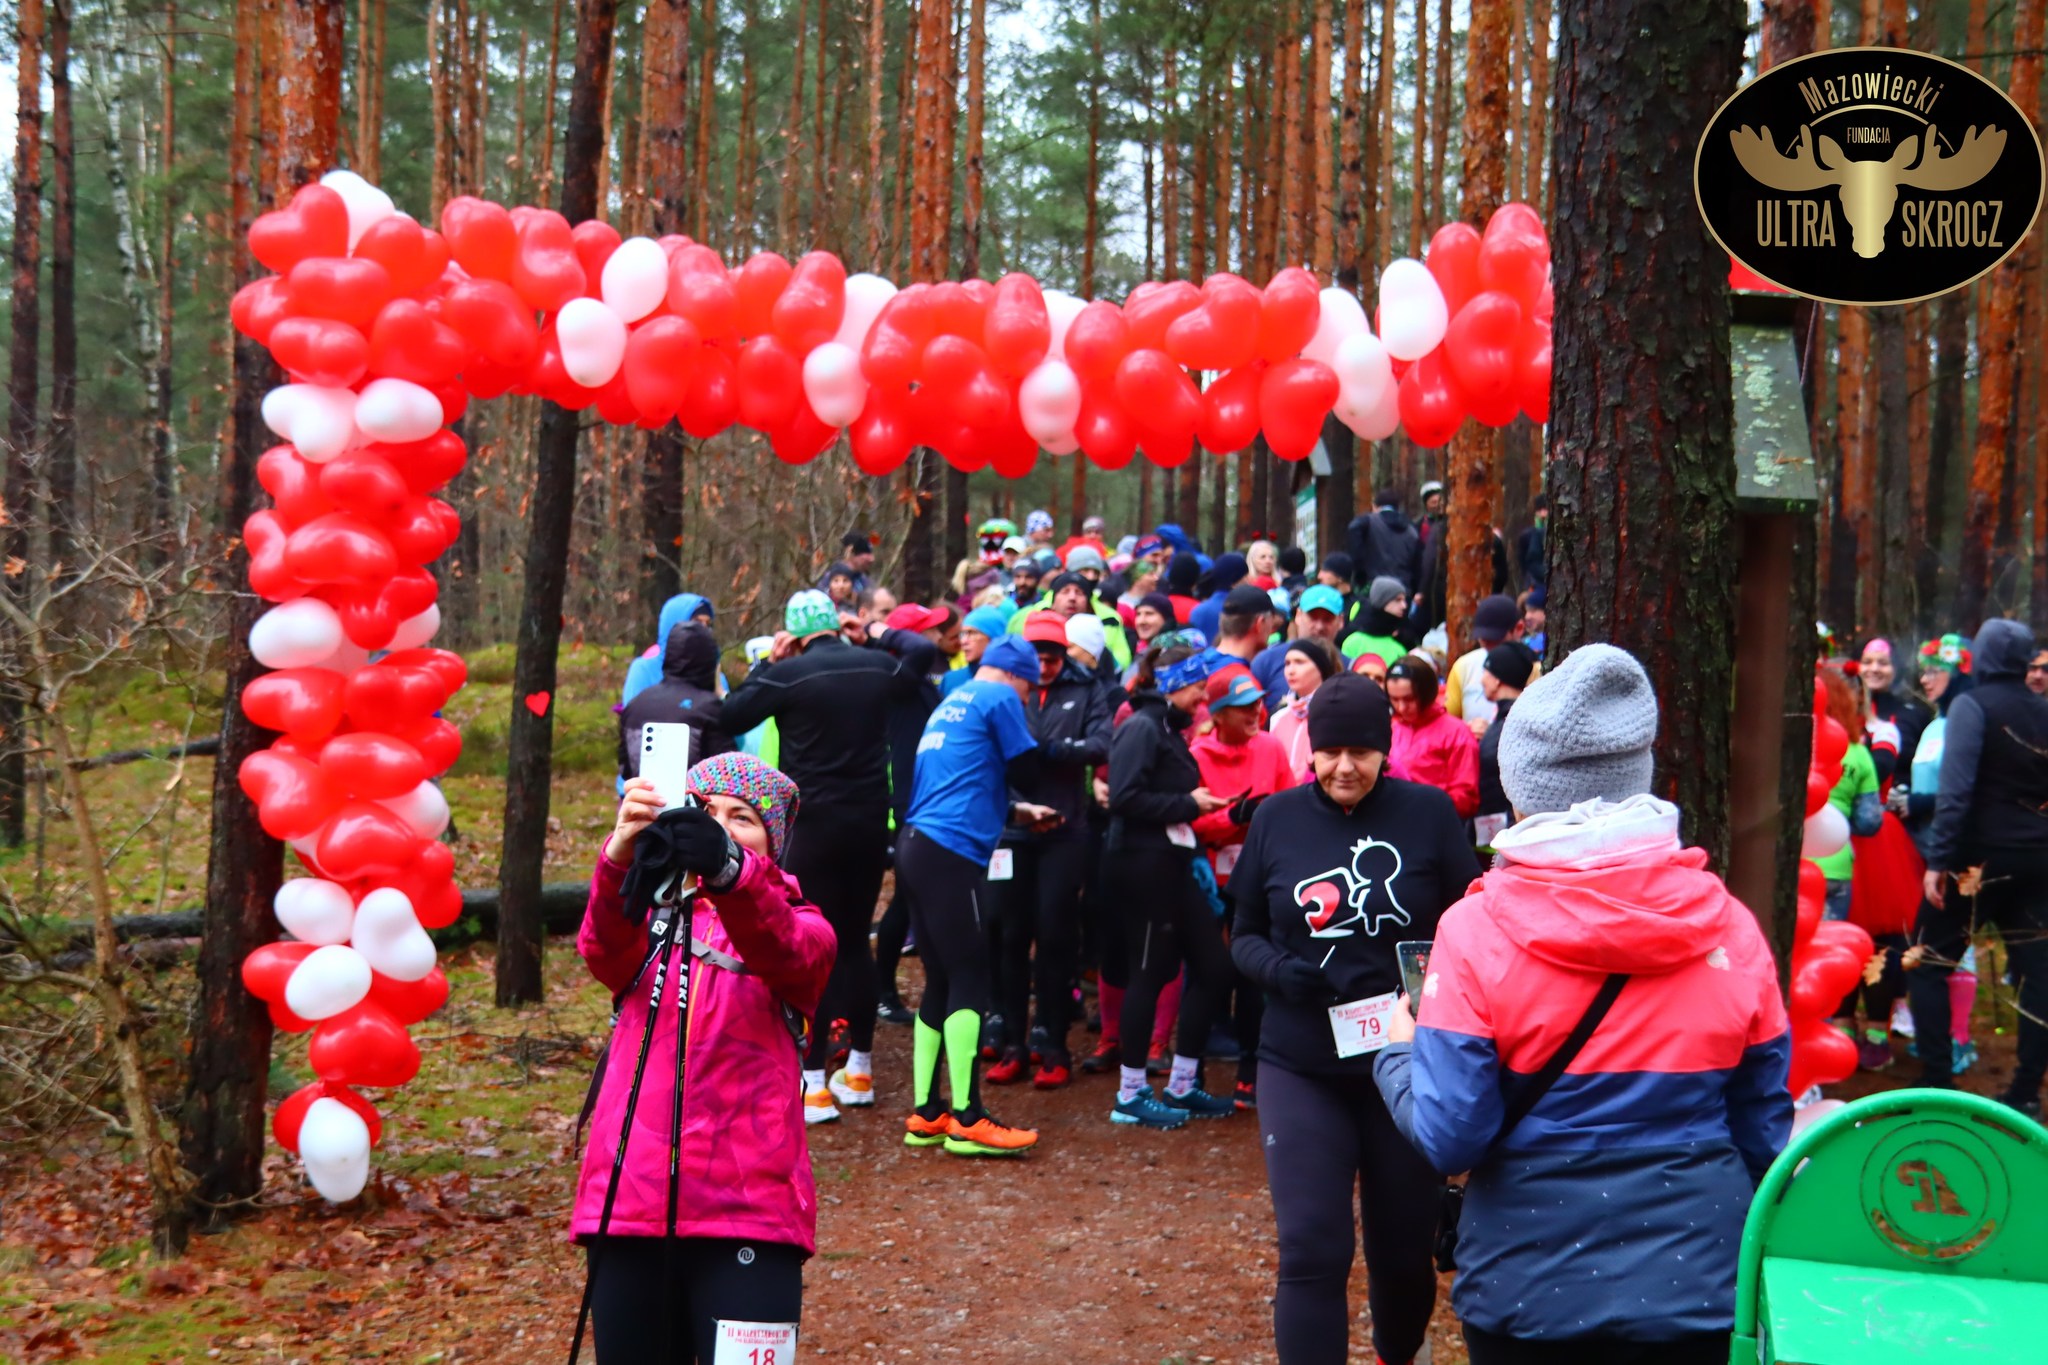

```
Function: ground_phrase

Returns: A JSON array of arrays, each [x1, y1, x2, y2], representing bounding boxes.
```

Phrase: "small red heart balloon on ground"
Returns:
[[525, 691, 552, 717]]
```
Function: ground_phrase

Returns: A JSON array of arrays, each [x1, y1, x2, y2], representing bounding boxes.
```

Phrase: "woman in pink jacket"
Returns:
[[572, 752, 835, 1364], [1386, 655, 1480, 818]]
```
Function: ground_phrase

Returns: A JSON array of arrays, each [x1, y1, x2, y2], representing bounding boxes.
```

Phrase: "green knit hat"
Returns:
[[785, 589, 841, 639]]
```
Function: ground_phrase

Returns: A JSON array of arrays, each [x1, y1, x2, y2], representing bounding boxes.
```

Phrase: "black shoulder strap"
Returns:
[[1495, 972, 1629, 1143]]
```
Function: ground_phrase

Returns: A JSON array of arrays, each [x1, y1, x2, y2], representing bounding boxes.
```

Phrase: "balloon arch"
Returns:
[[230, 170, 1555, 1200]]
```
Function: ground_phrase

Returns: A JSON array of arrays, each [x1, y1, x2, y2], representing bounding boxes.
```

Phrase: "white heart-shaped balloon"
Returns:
[[801, 341, 868, 427], [600, 237, 670, 323], [319, 169, 396, 249], [262, 384, 358, 463], [834, 274, 899, 348], [354, 378, 445, 443], [1802, 803, 1850, 860], [379, 781, 452, 840], [1042, 291, 1087, 360], [1331, 332, 1394, 406], [274, 878, 356, 945], [298, 1097, 372, 1202], [1018, 359, 1082, 445], [387, 604, 441, 651], [250, 598, 346, 670], [351, 887, 437, 982], [1376, 258, 1449, 361], [284, 943, 373, 1020], [1302, 287, 1369, 366], [557, 297, 629, 388], [1338, 379, 1403, 442], [1042, 432, 1082, 457]]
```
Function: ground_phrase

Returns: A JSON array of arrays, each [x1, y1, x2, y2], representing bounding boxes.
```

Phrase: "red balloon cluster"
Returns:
[[235, 178, 1557, 484], [1395, 205, 1555, 448], [1785, 688, 1871, 1096]]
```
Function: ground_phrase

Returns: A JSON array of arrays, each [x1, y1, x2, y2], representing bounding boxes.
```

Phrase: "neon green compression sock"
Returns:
[[943, 1009, 981, 1115], [912, 1017, 942, 1110]]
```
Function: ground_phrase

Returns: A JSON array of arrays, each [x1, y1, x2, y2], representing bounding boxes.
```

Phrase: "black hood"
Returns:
[[661, 622, 722, 688], [1378, 507, 1415, 534], [1936, 669, 1974, 715], [1972, 619, 2036, 681]]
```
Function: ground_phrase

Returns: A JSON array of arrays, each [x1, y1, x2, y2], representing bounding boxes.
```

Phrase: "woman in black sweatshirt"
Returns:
[[1105, 642, 1235, 1129], [1229, 673, 1480, 1365]]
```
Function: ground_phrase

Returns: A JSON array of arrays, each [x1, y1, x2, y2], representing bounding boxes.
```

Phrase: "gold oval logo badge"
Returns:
[[1696, 46, 2044, 305]]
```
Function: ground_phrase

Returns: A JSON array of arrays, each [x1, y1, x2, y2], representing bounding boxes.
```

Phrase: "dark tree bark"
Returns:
[[498, 0, 620, 1005], [639, 0, 689, 620], [1872, 308, 1910, 644], [183, 0, 333, 1240], [153, 0, 179, 556], [1546, 0, 1743, 865], [2, 0, 44, 849], [48, 0, 74, 564]]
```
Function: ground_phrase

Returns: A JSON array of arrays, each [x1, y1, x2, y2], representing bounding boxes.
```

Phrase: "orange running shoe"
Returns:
[[943, 1109, 1039, 1158], [903, 1106, 954, 1148]]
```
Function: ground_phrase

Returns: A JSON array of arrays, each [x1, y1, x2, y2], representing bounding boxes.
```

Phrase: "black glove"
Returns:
[[1229, 792, 1266, 827], [1275, 957, 1335, 1005], [619, 806, 742, 924]]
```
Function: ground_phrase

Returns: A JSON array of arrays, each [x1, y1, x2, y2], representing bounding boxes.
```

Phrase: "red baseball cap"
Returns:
[[1206, 671, 1265, 711], [1023, 610, 1071, 645], [885, 603, 950, 634]]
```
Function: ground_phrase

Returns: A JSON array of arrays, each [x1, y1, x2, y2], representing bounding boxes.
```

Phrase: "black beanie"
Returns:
[[1137, 591, 1179, 624], [1165, 555, 1202, 594], [1306, 673, 1393, 753], [1485, 641, 1538, 691]]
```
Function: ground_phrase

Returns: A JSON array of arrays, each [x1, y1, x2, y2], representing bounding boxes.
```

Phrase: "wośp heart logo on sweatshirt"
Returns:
[[1293, 837, 1411, 966]]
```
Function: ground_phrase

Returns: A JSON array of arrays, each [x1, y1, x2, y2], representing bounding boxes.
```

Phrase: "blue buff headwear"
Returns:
[[1156, 652, 1221, 694]]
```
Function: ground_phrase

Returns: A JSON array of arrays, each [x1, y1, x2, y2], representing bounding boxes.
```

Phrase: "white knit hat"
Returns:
[[1065, 613, 1108, 661]]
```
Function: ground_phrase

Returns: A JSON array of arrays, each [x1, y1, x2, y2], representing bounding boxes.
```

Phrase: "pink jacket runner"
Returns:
[[570, 841, 836, 1252]]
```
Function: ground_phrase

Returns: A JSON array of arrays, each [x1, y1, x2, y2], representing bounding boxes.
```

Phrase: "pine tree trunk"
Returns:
[[1442, 0, 1509, 638], [1325, 0, 1362, 553], [1082, 0, 1100, 295], [183, 0, 326, 1239], [498, 0, 619, 1006], [691, 0, 719, 241], [1956, 0, 2040, 625], [47, 0, 74, 562], [963, 0, 984, 274], [736, 1, 758, 250], [901, 0, 949, 603], [3, 0, 44, 852], [1548, 0, 1742, 863], [865, 0, 887, 265], [1430, 0, 1452, 222], [640, 0, 690, 620], [1374, 0, 1395, 267], [1411, 0, 1429, 250], [1311, 7, 1334, 276], [537, 0, 565, 199], [783, 0, 808, 240], [1162, 45, 1180, 281], [1275, 11, 1301, 265]]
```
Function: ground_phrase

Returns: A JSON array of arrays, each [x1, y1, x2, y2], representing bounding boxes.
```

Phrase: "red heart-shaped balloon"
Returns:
[[241, 668, 348, 742], [382, 497, 462, 566], [319, 449, 413, 522], [379, 647, 468, 694], [316, 801, 428, 881], [1121, 280, 1201, 352], [367, 432, 468, 498], [248, 183, 350, 275], [230, 276, 296, 346], [1260, 358, 1340, 462], [354, 215, 452, 298], [367, 299, 470, 385], [391, 716, 463, 775], [623, 315, 703, 423], [571, 219, 623, 294], [240, 750, 344, 841], [309, 1000, 422, 1088], [1063, 301, 1133, 387], [257, 444, 336, 528], [732, 252, 794, 335], [343, 661, 448, 730], [1076, 391, 1137, 471], [667, 250, 739, 343], [319, 732, 430, 802], [982, 273, 1052, 377], [243, 510, 310, 602], [1166, 274, 1262, 372], [512, 211, 588, 313], [441, 195, 519, 281], [369, 965, 451, 1026], [1257, 268, 1322, 363], [441, 276, 540, 370], [269, 316, 370, 388], [735, 337, 803, 431], [286, 256, 396, 331], [1195, 362, 1264, 454], [283, 513, 400, 586], [770, 251, 848, 353], [242, 940, 317, 1003], [274, 1080, 385, 1153], [1114, 349, 1200, 437]]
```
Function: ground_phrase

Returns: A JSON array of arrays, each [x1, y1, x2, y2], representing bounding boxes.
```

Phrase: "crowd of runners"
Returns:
[[574, 490, 2048, 1364]]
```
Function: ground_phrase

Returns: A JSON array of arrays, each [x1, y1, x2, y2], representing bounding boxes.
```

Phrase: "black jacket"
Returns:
[[1346, 507, 1424, 592], [1515, 522, 1547, 589], [1925, 621, 2048, 870], [1230, 776, 1482, 1076], [1477, 695, 1515, 817], [1005, 656, 1114, 842], [618, 623, 735, 780], [1872, 687, 1933, 778], [1106, 689, 1202, 852], [718, 630, 938, 821], [1338, 603, 1423, 655], [1418, 525, 1510, 628]]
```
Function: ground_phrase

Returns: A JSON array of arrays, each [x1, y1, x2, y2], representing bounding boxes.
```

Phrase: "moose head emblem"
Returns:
[[1729, 122, 2007, 258]]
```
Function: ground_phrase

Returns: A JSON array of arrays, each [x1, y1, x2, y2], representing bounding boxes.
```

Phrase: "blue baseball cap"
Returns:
[[1299, 584, 1344, 617], [963, 606, 1010, 640], [981, 635, 1043, 682]]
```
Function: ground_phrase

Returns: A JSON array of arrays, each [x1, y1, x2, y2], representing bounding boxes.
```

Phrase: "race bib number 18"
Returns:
[[714, 1320, 798, 1365]]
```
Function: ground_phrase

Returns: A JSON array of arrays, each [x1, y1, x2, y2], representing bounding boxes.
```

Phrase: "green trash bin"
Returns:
[[1730, 1089, 2048, 1364]]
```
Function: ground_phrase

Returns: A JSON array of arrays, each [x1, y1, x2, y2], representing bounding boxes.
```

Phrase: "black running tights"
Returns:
[[588, 1235, 804, 1365], [1111, 843, 1233, 1063], [786, 809, 889, 1067]]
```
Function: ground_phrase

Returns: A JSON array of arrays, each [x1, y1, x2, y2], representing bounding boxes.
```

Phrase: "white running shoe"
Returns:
[[803, 1088, 841, 1125], [829, 1068, 876, 1107]]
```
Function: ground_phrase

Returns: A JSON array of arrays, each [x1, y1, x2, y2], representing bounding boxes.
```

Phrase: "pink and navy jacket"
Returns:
[[1373, 796, 1791, 1339], [1390, 702, 1480, 818], [571, 840, 836, 1252]]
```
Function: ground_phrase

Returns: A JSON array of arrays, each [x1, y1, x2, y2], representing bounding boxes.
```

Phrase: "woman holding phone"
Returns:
[[1229, 674, 1480, 1365], [572, 753, 835, 1363]]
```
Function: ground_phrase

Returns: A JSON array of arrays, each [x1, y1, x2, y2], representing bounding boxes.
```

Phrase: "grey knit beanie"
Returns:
[[1497, 643, 1658, 815], [1367, 576, 1407, 610]]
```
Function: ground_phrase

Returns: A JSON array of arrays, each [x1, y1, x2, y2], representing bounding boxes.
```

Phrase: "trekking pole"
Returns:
[[660, 879, 700, 1364], [569, 896, 685, 1365]]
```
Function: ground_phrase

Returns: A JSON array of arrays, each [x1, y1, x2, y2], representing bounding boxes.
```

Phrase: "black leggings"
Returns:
[[987, 838, 1089, 1064], [896, 827, 992, 1027], [1112, 843, 1233, 1062], [1907, 845, 2048, 1092], [874, 874, 911, 1007], [1258, 1062, 1440, 1365], [588, 1234, 803, 1364], [785, 809, 889, 1067], [1462, 1325, 1728, 1365]]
